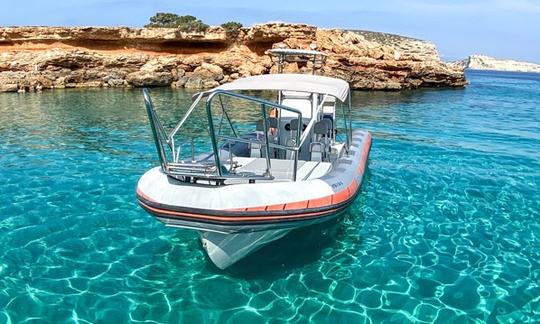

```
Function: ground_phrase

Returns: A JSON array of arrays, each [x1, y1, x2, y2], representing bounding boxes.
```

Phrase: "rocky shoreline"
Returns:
[[452, 55, 540, 74], [0, 23, 467, 92]]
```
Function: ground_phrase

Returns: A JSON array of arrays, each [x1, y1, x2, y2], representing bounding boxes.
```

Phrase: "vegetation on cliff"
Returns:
[[220, 21, 243, 38], [143, 13, 244, 37], [144, 13, 209, 32]]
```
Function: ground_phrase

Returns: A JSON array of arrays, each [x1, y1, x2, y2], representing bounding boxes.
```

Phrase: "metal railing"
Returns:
[[143, 89, 169, 171], [143, 89, 312, 182], [143, 88, 351, 184], [205, 90, 304, 181]]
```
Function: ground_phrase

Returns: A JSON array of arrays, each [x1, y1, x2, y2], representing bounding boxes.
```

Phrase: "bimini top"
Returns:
[[213, 74, 350, 102]]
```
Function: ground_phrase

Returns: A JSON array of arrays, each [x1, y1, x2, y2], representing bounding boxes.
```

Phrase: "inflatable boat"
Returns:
[[136, 50, 372, 269]]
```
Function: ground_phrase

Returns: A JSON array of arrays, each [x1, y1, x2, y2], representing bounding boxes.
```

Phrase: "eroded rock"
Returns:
[[0, 23, 466, 92], [126, 71, 173, 87]]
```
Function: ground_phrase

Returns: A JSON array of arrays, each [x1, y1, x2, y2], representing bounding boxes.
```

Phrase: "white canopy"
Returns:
[[213, 74, 350, 102]]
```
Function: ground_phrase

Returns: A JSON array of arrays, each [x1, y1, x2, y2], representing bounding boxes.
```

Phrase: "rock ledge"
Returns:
[[0, 23, 467, 92]]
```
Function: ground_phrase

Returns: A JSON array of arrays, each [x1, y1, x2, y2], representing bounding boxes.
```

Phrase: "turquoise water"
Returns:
[[0, 71, 539, 323]]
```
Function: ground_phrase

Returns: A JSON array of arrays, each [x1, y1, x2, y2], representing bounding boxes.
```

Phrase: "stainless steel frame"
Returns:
[[142, 87, 352, 184], [268, 49, 327, 75]]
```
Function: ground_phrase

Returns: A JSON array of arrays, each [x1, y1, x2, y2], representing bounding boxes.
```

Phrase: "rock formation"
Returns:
[[0, 23, 466, 92], [453, 55, 540, 74]]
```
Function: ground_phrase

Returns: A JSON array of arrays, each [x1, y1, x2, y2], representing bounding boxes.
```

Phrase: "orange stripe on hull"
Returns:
[[139, 200, 342, 222], [246, 206, 267, 212], [332, 188, 351, 204], [284, 200, 309, 210], [138, 133, 372, 219], [308, 196, 333, 208], [266, 204, 286, 211]]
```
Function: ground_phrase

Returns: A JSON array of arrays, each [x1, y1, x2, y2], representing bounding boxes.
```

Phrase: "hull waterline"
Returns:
[[137, 131, 371, 268]]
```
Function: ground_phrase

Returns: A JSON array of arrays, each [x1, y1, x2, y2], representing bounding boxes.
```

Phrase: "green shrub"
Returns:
[[145, 13, 209, 32], [145, 13, 181, 28], [221, 21, 243, 37]]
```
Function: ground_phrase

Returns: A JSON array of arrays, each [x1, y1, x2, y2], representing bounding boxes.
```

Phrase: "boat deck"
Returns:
[[224, 157, 332, 183]]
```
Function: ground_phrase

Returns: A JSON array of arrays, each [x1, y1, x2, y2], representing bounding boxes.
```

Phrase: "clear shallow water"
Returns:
[[0, 71, 539, 323]]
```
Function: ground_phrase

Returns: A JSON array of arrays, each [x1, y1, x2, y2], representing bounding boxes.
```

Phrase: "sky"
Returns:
[[1, 0, 539, 63]]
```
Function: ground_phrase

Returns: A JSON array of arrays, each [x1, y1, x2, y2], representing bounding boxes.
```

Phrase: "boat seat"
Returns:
[[250, 141, 262, 158], [311, 120, 329, 161], [285, 119, 301, 160], [310, 142, 325, 161], [290, 118, 300, 131], [321, 118, 333, 138], [321, 118, 333, 152], [285, 138, 296, 160], [314, 120, 329, 136]]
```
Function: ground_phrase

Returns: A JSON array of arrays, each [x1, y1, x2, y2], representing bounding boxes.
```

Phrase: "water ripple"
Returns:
[[0, 71, 539, 322]]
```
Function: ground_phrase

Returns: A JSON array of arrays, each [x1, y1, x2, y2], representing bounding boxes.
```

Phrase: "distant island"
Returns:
[[0, 14, 467, 92], [453, 55, 540, 74]]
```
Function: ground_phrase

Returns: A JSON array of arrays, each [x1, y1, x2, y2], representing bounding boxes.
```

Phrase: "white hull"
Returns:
[[200, 229, 290, 269], [138, 72, 373, 269], [138, 130, 372, 269]]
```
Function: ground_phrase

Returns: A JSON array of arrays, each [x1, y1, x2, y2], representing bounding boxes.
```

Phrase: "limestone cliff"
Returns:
[[0, 23, 466, 92], [454, 55, 540, 73]]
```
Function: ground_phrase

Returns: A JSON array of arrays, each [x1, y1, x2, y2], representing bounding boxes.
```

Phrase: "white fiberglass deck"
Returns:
[[225, 157, 332, 183]]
